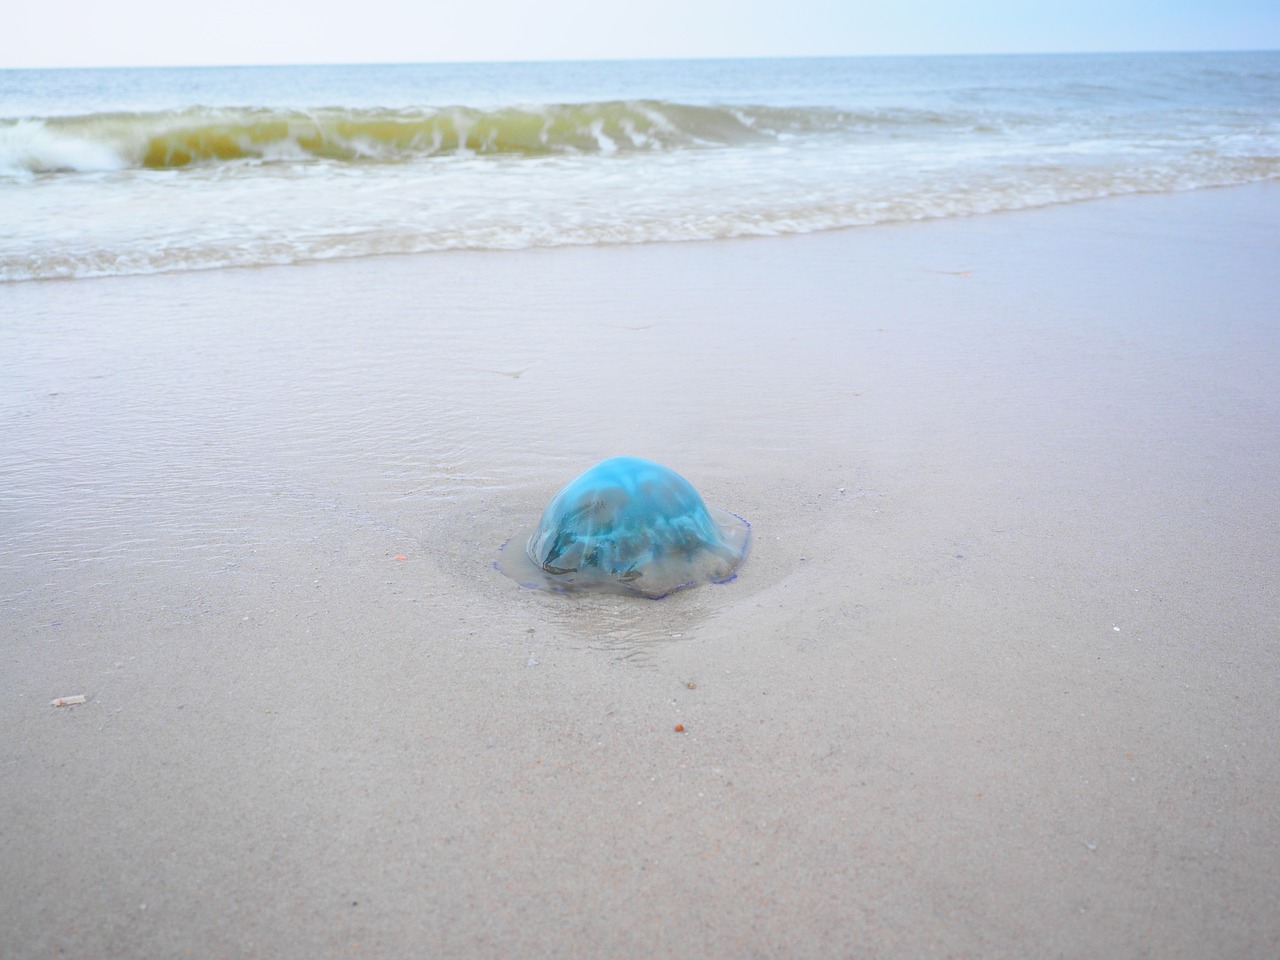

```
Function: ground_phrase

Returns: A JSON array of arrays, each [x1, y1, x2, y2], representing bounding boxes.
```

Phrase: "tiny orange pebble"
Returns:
[[394, 555, 407, 561], [674, 724, 685, 732]]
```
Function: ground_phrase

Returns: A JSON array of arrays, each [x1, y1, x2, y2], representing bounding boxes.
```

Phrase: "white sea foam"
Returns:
[[0, 119, 127, 175]]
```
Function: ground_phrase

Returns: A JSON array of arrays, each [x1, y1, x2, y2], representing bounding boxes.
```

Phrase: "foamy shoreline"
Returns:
[[2, 184, 1278, 958], [6, 52, 1278, 283]]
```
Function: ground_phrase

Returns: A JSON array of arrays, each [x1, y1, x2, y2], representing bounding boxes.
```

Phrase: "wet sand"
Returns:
[[2, 184, 1278, 958]]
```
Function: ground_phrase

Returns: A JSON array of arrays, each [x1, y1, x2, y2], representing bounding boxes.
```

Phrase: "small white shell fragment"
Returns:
[[50, 695, 87, 706]]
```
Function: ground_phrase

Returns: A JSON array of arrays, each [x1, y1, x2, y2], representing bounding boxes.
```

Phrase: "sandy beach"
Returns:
[[2, 183, 1278, 958]]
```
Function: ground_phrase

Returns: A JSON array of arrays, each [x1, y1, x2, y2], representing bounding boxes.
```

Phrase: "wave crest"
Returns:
[[0, 101, 845, 173]]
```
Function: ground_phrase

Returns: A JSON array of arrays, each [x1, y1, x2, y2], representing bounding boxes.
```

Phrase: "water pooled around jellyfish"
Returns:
[[497, 456, 750, 598]]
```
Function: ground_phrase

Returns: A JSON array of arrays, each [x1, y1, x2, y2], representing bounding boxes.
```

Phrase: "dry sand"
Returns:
[[2, 184, 1278, 958]]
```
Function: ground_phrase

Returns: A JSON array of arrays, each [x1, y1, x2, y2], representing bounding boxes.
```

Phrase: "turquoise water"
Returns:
[[2, 52, 1278, 280]]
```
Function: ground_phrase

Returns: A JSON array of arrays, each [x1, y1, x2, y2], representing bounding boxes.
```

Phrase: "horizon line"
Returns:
[[3, 46, 1278, 72]]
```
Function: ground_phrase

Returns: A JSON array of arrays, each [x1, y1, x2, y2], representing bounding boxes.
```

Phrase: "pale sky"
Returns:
[[5, 0, 1278, 69]]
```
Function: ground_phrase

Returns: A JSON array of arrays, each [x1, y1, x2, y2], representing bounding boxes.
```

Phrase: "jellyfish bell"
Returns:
[[498, 456, 750, 598]]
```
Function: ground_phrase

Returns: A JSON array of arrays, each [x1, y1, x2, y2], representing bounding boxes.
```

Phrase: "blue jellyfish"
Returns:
[[498, 456, 750, 598]]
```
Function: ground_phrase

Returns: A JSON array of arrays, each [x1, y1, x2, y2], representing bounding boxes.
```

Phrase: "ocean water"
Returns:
[[1, 52, 1277, 282]]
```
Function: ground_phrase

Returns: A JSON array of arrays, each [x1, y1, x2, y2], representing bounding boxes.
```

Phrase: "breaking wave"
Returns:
[[0, 101, 865, 173]]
